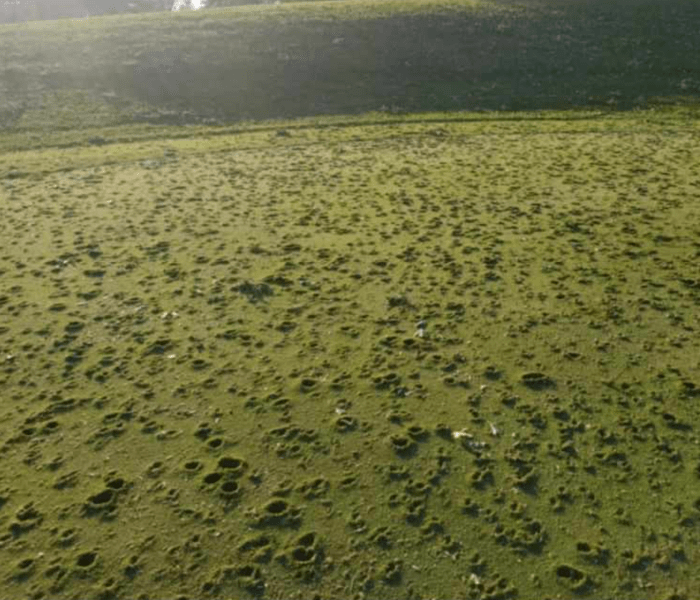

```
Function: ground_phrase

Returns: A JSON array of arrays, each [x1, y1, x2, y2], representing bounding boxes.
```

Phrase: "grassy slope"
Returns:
[[1, 0, 700, 133], [1, 2, 700, 600]]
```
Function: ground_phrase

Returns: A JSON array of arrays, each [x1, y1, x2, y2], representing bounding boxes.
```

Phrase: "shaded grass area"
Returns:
[[1, 0, 700, 130], [0, 109, 699, 599]]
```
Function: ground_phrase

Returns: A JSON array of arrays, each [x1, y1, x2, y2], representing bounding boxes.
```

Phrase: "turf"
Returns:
[[2, 107, 700, 599], [1, 0, 700, 599]]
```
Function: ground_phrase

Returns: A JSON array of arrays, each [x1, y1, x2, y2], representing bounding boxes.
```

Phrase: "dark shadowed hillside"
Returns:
[[1, 0, 699, 131]]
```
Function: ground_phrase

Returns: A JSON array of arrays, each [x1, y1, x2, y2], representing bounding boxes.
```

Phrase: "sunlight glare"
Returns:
[[172, 0, 206, 11]]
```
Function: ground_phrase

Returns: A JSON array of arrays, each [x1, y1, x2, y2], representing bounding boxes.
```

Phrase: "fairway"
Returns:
[[1, 109, 699, 599]]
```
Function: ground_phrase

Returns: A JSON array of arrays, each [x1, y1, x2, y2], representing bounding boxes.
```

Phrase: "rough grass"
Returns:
[[1, 0, 700, 598], [1, 108, 699, 599]]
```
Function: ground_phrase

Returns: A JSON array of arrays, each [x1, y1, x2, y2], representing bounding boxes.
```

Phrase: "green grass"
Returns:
[[0, 1, 699, 599], [1, 103, 698, 175], [1, 0, 699, 132], [1, 107, 699, 600]]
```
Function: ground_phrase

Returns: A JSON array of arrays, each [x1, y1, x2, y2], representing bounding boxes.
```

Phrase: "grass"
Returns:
[[1, 106, 700, 600], [1, 0, 699, 131], [0, 0, 699, 599]]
